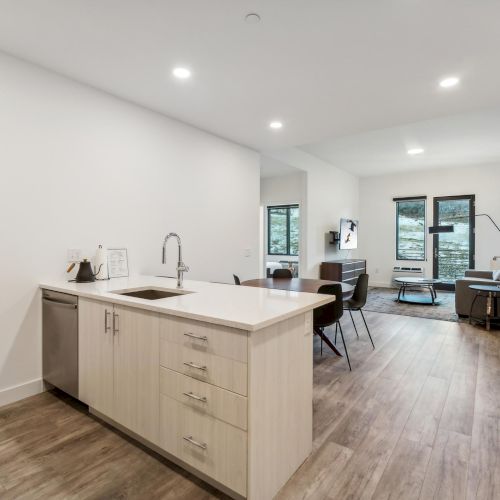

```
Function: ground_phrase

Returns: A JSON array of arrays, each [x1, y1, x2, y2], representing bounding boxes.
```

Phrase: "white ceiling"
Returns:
[[301, 107, 500, 177], [1, 1, 500, 152], [260, 157, 301, 179]]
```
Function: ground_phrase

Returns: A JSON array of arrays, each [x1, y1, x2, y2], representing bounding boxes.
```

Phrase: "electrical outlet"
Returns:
[[67, 249, 82, 262], [375, 268, 380, 274], [244, 248, 252, 257]]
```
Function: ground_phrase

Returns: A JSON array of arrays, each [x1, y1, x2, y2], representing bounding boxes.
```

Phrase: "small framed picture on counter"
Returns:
[[108, 248, 129, 278]]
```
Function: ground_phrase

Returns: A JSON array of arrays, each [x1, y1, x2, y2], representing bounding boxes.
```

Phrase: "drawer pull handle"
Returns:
[[183, 362, 207, 371], [112, 312, 119, 335], [104, 309, 111, 333], [184, 332, 208, 342], [183, 435, 207, 450], [183, 392, 208, 403]]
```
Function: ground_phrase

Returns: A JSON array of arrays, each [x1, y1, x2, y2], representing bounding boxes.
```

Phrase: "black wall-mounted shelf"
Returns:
[[329, 231, 340, 245]]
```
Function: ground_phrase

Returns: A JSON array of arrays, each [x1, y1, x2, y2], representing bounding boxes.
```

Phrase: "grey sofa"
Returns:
[[455, 270, 500, 317]]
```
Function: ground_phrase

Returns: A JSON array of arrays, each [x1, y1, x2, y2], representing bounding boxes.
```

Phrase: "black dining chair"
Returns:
[[273, 268, 293, 279], [233, 274, 241, 285], [342, 274, 375, 349], [314, 284, 351, 370]]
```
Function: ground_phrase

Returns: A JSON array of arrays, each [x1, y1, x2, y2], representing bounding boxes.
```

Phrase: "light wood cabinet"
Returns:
[[79, 299, 160, 445], [247, 313, 313, 499], [160, 367, 247, 430], [159, 339, 248, 396], [113, 305, 160, 444], [160, 316, 248, 362], [134, 308, 160, 444], [160, 394, 247, 496], [79, 299, 313, 500], [78, 298, 114, 417], [159, 316, 248, 395]]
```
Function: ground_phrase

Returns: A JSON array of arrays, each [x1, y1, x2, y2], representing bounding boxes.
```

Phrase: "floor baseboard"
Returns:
[[0, 378, 44, 408], [369, 281, 393, 288]]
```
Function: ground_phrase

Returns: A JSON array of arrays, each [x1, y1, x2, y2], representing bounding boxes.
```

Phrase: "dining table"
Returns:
[[241, 277, 354, 356], [241, 277, 354, 297]]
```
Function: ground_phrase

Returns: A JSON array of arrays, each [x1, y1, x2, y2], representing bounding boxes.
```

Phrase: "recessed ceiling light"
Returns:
[[407, 148, 424, 155], [245, 13, 261, 24], [269, 121, 283, 129], [172, 67, 191, 79], [439, 76, 460, 88]]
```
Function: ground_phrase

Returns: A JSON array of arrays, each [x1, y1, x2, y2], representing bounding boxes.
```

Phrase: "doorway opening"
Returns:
[[265, 204, 300, 277]]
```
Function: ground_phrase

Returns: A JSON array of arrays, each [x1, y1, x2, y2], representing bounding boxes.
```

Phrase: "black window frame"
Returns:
[[432, 194, 476, 290], [267, 204, 299, 256], [394, 196, 427, 261]]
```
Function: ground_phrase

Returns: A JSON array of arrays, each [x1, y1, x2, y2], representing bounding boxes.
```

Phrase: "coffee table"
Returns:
[[469, 284, 500, 331], [394, 277, 442, 305]]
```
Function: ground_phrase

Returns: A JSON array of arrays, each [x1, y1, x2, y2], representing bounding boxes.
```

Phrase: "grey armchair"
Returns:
[[455, 270, 500, 317]]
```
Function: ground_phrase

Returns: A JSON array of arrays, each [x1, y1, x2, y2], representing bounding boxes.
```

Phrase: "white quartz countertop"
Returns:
[[39, 275, 334, 331]]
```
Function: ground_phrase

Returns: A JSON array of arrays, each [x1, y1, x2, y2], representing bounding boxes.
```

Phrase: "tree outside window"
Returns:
[[268, 205, 299, 256], [396, 200, 426, 260]]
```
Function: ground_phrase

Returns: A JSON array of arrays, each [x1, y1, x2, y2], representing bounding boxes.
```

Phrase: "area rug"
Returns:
[[364, 287, 458, 322]]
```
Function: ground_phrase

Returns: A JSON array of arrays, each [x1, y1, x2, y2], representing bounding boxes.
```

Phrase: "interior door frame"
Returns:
[[432, 194, 475, 291], [263, 202, 302, 278]]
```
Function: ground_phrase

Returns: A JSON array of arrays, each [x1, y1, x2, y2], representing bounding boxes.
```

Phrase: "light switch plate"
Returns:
[[67, 248, 82, 262]]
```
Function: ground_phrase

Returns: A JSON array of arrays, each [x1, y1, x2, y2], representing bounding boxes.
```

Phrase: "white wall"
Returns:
[[359, 164, 500, 286], [260, 171, 305, 207], [266, 149, 360, 278], [0, 52, 260, 405], [305, 160, 360, 278]]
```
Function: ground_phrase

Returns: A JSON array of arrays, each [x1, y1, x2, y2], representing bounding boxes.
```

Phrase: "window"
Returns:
[[267, 205, 299, 256], [395, 198, 426, 260]]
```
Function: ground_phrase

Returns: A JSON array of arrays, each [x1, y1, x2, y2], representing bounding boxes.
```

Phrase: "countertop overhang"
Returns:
[[39, 275, 334, 331]]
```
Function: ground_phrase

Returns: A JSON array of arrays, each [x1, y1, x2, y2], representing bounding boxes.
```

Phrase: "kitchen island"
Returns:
[[40, 276, 334, 500]]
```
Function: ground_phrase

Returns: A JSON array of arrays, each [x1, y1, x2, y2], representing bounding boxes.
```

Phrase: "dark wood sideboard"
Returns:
[[320, 259, 366, 287]]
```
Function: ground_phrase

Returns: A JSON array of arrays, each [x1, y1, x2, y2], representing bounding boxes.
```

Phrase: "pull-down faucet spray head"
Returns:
[[162, 233, 189, 288]]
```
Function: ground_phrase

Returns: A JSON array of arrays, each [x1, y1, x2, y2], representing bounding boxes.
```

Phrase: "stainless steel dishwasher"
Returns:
[[42, 289, 79, 398]]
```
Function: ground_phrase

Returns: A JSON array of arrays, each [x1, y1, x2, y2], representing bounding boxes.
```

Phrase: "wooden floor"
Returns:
[[1, 312, 499, 499]]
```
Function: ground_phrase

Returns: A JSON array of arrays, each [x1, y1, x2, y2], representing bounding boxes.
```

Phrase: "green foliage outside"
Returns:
[[397, 201, 426, 260], [436, 199, 470, 281], [269, 206, 299, 255]]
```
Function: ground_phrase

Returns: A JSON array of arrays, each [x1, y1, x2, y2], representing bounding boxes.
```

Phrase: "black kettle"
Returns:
[[75, 259, 102, 283]]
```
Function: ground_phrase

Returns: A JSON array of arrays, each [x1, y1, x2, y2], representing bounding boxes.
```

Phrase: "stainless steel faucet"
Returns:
[[162, 233, 189, 288]]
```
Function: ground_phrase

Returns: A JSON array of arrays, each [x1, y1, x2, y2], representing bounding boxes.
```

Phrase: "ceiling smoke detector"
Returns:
[[245, 13, 261, 24]]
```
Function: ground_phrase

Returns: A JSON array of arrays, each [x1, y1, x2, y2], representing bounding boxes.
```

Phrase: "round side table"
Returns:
[[468, 284, 500, 331]]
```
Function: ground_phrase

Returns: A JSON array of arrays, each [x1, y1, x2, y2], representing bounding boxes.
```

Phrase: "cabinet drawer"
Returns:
[[160, 395, 247, 496], [342, 270, 355, 280], [160, 339, 248, 396], [160, 316, 247, 363], [344, 277, 358, 285], [160, 367, 247, 430]]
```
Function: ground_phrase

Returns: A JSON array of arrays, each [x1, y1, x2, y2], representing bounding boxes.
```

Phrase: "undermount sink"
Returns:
[[112, 288, 188, 300]]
